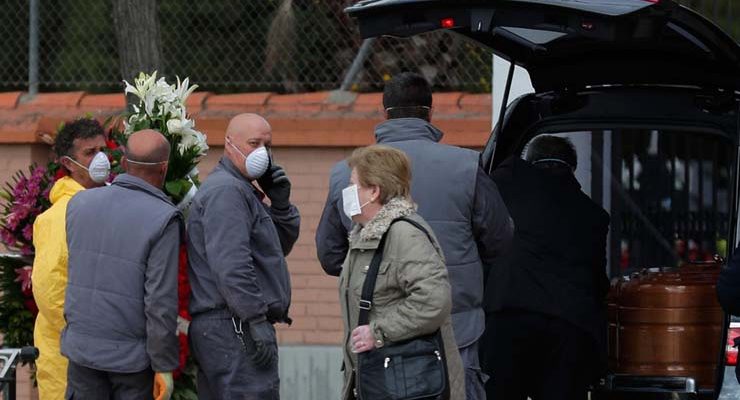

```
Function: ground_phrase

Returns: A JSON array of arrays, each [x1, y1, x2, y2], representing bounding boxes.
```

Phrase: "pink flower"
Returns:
[[22, 224, 33, 241], [14, 266, 33, 293], [20, 244, 33, 256], [4, 212, 19, 231], [0, 228, 16, 247]]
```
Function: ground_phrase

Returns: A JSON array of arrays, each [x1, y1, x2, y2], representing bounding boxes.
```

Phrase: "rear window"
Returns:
[[522, 129, 734, 277]]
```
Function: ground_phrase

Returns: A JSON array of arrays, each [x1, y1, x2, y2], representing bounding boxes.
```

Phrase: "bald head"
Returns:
[[124, 129, 170, 188], [126, 129, 170, 164], [226, 113, 271, 143]]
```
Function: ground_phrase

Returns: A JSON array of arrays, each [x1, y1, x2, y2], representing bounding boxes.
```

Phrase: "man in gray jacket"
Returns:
[[316, 72, 514, 399], [187, 113, 300, 399], [62, 129, 180, 400]]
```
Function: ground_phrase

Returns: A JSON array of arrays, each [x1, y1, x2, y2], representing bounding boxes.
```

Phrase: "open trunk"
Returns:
[[346, 0, 740, 397]]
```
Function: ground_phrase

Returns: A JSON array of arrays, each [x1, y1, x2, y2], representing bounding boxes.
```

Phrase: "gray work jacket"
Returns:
[[187, 157, 300, 323], [62, 174, 182, 373]]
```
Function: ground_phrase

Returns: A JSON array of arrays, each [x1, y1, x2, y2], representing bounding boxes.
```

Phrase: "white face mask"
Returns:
[[228, 139, 270, 179], [65, 152, 110, 184], [342, 184, 372, 220]]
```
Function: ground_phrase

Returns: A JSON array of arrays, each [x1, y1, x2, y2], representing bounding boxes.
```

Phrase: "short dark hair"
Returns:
[[382, 72, 432, 121], [525, 135, 578, 170], [53, 118, 105, 158]]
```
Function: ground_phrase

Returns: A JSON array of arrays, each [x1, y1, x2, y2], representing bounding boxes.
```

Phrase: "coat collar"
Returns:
[[217, 156, 264, 198], [112, 174, 174, 206], [374, 118, 444, 144], [349, 197, 417, 246], [49, 176, 85, 204]]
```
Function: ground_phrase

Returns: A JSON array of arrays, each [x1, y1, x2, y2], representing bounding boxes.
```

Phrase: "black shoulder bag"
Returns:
[[356, 217, 450, 400]]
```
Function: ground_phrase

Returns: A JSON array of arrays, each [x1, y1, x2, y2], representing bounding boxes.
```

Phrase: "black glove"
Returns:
[[258, 164, 291, 210], [248, 318, 278, 368]]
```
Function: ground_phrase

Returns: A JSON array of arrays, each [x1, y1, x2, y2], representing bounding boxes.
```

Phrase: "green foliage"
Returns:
[[0, 255, 35, 348]]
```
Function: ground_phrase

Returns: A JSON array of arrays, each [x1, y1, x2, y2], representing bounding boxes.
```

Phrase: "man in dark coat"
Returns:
[[316, 72, 514, 399], [483, 135, 610, 400]]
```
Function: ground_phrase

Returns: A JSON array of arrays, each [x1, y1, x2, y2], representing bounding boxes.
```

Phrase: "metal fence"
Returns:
[[0, 0, 738, 94]]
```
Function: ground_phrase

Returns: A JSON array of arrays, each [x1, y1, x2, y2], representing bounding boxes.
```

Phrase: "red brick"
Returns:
[[22, 91, 85, 107], [206, 92, 272, 110], [318, 316, 343, 330], [186, 91, 212, 110], [0, 91, 22, 109], [433, 92, 463, 108], [292, 288, 340, 303], [277, 329, 304, 344], [307, 302, 342, 317], [79, 93, 126, 109], [307, 276, 340, 289], [353, 93, 384, 113], [288, 316, 317, 330], [268, 92, 330, 105], [286, 260, 316, 274], [289, 303, 308, 316], [304, 330, 344, 345], [459, 94, 492, 114]]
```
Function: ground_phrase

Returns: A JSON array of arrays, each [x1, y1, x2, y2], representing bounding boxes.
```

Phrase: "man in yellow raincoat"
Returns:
[[32, 118, 109, 399]]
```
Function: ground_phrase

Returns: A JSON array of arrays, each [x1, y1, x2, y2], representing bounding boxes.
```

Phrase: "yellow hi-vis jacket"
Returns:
[[32, 176, 84, 400]]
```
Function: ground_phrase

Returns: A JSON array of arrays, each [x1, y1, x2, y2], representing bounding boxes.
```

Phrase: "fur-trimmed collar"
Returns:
[[350, 197, 416, 243]]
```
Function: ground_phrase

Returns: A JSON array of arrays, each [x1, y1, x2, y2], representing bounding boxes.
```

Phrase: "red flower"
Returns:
[[178, 244, 191, 320], [174, 243, 192, 380], [105, 138, 119, 151], [174, 332, 189, 380], [54, 168, 67, 181], [24, 297, 38, 316]]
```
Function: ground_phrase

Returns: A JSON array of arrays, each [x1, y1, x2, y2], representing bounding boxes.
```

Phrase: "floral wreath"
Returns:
[[0, 72, 207, 399]]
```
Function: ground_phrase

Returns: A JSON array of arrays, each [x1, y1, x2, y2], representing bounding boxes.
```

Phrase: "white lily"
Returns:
[[166, 116, 194, 136]]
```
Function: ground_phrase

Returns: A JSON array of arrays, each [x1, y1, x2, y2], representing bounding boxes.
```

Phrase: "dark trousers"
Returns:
[[65, 361, 153, 400], [189, 310, 280, 400], [481, 311, 597, 400]]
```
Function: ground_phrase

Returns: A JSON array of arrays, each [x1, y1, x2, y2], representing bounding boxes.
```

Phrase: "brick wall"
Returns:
[[0, 89, 492, 399]]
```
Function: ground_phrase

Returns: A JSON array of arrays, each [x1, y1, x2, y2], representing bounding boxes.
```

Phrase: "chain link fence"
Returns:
[[0, 0, 738, 94]]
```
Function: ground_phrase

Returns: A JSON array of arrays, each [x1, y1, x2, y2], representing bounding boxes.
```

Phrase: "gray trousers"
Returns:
[[460, 340, 488, 400], [65, 361, 153, 400], [190, 310, 280, 400]]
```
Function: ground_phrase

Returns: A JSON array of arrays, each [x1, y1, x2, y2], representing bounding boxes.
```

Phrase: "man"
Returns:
[[483, 135, 610, 400], [32, 118, 109, 400], [316, 72, 513, 399], [61, 129, 180, 400], [187, 113, 299, 399]]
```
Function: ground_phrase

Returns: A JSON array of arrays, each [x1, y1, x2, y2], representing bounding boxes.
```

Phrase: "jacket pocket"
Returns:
[[352, 260, 397, 302]]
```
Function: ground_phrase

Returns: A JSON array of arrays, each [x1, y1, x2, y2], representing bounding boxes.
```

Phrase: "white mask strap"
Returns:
[[64, 156, 89, 172]]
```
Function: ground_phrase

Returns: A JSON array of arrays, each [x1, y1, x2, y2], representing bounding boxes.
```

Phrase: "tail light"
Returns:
[[726, 325, 740, 365], [440, 18, 455, 29]]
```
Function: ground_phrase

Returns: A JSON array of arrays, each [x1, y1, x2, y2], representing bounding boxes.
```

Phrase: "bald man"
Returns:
[[187, 113, 300, 399], [62, 129, 181, 400]]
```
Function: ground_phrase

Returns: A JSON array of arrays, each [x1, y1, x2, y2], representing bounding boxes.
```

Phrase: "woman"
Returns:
[[339, 145, 464, 400]]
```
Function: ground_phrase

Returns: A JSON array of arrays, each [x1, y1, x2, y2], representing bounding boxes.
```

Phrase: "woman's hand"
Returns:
[[350, 325, 376, 353]]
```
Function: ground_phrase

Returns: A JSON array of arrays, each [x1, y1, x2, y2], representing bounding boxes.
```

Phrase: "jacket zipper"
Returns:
[[383, 350, 443, 369]]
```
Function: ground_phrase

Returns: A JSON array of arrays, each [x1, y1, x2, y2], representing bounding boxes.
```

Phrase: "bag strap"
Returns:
[[358, 217, 434, 325]]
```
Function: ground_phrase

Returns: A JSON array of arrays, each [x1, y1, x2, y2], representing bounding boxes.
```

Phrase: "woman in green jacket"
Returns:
[[338, 145, 464, 400]]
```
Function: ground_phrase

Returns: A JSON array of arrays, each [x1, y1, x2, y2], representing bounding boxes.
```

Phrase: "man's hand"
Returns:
[[153, 371, 174, 400], [258, 164, 292, 210], [248, 318, 278, 368]]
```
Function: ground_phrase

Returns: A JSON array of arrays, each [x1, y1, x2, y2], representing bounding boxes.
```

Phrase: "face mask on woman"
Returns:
[[342, 184, 372, 220], [65, 152, 110, 183]]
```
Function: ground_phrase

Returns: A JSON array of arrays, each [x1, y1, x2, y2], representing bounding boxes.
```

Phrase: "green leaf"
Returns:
[[165, 180, 184, 197]]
